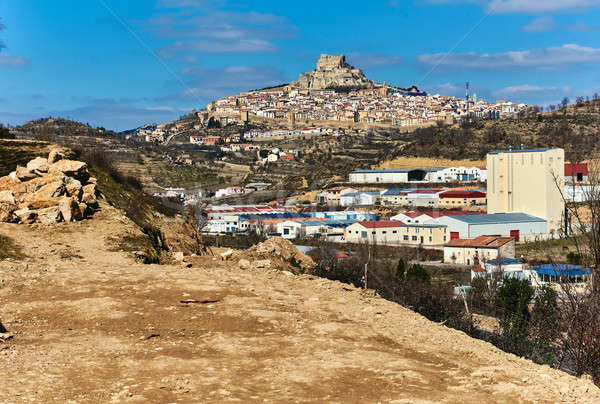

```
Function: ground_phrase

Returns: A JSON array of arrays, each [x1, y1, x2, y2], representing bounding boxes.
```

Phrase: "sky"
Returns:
[[1, 0, 599, 131]]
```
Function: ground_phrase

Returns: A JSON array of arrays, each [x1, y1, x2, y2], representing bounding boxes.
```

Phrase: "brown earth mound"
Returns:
[[231, 237, 316, 274]]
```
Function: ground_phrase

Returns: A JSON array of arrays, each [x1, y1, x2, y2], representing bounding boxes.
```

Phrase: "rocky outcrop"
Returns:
[[291, 54, 374, 90], [0, 150, 99, 224]]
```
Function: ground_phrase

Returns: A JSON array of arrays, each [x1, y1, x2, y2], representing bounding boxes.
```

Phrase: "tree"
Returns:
[[561, 97, 570, 114], [0, 124, 13, 139], [530, 285, 560, 365], [497, 278, 534, 356], [406, 263, 430, 284]]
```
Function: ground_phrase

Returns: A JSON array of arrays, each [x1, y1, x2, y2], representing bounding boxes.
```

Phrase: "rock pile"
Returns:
[[0, 150, 98, 224], [231, 237, 316, 274]]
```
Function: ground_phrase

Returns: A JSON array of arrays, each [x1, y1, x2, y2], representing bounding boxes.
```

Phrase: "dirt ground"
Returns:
[[1, 203, 599, 403]]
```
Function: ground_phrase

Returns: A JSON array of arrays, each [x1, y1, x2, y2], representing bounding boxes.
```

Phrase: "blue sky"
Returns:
[[1, 0, 599, 130]]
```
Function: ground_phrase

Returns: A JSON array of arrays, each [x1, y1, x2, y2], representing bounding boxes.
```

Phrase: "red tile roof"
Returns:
[[565, 163, 588, 177], [358, 220, 405, 229], [439, 190, 487, 199], [472, 267, 486, 273], [445, 235, 514, 248]]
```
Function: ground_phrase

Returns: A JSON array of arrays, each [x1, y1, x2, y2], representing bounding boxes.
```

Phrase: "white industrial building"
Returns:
[[349, 167, 486, 184], [349, 169, 439, 184], [436, 213, 547, 242]]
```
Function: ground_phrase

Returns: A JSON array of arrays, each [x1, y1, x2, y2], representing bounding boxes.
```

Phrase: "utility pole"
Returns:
[[363, 245, 371, 289]]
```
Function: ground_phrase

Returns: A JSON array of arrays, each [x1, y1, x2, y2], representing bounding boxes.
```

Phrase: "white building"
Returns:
[[436, 213, 547, 241], [444, 235, 515, 266]]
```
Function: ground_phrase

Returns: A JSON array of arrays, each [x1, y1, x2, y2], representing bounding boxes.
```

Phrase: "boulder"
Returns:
[[78, 202, 88, 218], [0, 202, 18, 223], [49, 160, 89, 182], [77, 202, 88, 219], [59, 197, 82, 222], [65, 178, 83, 199], [36, 206, 62, 225], [87, 177, 97, 184], [7, 171, 19, 182], [29, 180, 66, 201], [0, 190, 15, 204], [26, 157, 49, 173], [238, 259, 251, 270], [22, 198, 62, 210], [173, 251, 185, 262], [15, 166, 37, 181], [25, 174, 66, 194], [14, 207, 37, 224], [82, 183, 97, 196], [48, 149, 64, 164], [82, 191, 98, 207], [0, 175, 20, 192]]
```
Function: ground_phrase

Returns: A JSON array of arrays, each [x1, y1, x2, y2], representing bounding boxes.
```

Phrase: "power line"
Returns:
[[96, 0, 201, 102]]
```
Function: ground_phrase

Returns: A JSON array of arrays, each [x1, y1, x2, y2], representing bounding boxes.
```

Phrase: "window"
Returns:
[[392, 231, 397, 234], [412, 236, 417, 241], [403, 235, 409, 241], [372, 231, 376, 235], [429, 237, 432, 242], [283, 228, 290, 235], [382, 231, 387, 234], [361, 231, 367, 238]]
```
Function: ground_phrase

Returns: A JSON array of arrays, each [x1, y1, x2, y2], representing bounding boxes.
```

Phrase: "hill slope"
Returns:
[[1, 205, 598, 402]]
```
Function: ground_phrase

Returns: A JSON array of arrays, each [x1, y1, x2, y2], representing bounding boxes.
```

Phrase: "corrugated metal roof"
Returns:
[[447, 213, 546, 224], [488, 148, 552, 155]]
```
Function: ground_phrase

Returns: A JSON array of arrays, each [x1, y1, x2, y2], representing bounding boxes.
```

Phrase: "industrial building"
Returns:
[[349, 169, 439, 184], [487, 148, 564, 233], [436, 213, 547, 241]]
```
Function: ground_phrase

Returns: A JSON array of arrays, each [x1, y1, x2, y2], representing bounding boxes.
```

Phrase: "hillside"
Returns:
[[1, 201, 599, 402], [398, 99, 600, 163]]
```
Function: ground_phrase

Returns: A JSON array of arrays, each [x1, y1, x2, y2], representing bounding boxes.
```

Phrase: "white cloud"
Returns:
[[423, 0, 600, 13], [418, 44, 600, 71], [346, 53, 403, 68], [0, 53, 29, 67], [488, 0, 600, 13], [521, 17, 558, 32], [493, 84, 572, 99]]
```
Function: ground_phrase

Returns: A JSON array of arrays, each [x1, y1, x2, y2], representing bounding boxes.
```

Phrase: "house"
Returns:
[[344, 221, 448, 246], [564, 163, 588, 184], [316, 187, 357, 207], [340, 191, 381, 207], [438, 190, 486, 208], [380, 188, 414, 206], [444, 235, 515, 266], [277, 219, 356, 240], [436, 213, 547, 242]]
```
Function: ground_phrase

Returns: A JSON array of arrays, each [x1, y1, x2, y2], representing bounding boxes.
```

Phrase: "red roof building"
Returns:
[[357, 220, 405, 229]]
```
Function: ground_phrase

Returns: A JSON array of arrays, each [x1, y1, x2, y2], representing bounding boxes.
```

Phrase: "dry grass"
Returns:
[[376, 156, 485, 169]]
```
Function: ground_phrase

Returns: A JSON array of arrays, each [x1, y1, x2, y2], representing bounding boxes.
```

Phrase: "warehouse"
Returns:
[[436, 213, 547, 241], [348, 169, 438, 184]]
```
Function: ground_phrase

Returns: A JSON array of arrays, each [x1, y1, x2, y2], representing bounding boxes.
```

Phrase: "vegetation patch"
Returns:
[[0, 235, 23, 260]]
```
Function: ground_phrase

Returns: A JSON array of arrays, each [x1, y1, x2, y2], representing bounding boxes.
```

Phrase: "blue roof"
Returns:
[[448, 213, 546, 224], [383, 188, 414, 196], [534, 264, 592, 276], [488, 148, 552, 155], [487, 258, 522, 265]]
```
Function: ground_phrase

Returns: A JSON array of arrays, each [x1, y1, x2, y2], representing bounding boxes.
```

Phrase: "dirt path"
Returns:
[[0, 207, 599, 403]]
